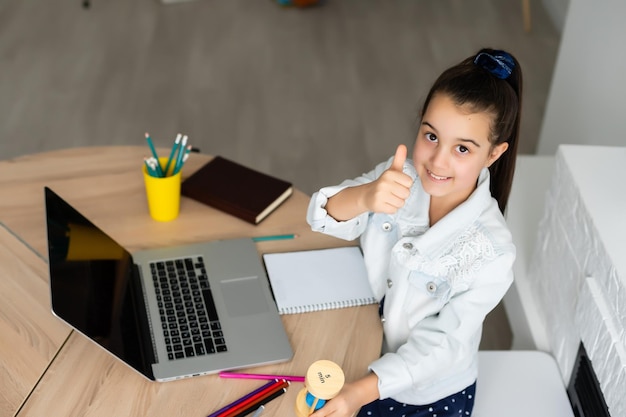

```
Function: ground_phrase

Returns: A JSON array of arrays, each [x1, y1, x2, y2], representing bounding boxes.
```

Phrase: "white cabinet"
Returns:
[[500, 145, 626, 415]]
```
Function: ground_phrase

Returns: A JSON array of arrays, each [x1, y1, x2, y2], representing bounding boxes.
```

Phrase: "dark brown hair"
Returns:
[[420, 48, 523, 213]]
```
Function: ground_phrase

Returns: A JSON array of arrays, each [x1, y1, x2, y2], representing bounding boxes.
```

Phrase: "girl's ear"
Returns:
[[486, 142, 509, 167]]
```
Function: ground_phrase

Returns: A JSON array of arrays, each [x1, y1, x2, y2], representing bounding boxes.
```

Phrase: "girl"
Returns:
[[306, 48, 522, 417]]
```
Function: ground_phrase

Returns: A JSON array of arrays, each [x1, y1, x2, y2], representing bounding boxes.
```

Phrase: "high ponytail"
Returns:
[[420, 48, 523, 213]]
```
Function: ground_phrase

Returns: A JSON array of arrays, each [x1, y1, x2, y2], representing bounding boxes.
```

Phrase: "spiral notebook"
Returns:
[[262, 246, 377, 314]]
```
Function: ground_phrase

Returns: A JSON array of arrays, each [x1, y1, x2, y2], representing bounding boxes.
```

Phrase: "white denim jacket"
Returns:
[[306, 157, 515, 405]]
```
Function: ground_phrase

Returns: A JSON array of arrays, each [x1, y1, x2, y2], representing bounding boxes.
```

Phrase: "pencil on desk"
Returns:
[[218, 380, 288, 417], [219, 371, 305, 382], [250, 405, 265, 417], [207, 379, 278, 417], [251, 234, 298, 242], [229, 389, 284, 417]]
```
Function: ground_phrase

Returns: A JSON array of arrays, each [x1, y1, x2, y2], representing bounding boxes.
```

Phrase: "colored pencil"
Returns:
[[251, 234, 298, 242], [144, 132, 164, 177], [207, 380, 278, 417], [216, 379, 289, 417], [164, 133, 182, 175], [219, 371, 305, 382], [144, 158, 158, 177], [250, 405, 265, 417], [229, 389, 285, 417], [173, 144, 192, 175], [172, 135, 188, 175]]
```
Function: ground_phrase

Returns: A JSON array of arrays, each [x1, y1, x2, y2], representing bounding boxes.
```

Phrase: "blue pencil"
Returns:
[[144, 132, 164, 177]]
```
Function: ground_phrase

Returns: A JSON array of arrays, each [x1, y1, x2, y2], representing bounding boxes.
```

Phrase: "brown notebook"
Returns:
[[181, 156, 293, 224]]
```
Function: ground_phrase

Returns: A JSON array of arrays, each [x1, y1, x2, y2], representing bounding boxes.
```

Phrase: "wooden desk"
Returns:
[[0, 147, 382, 417], [0, 225, 71, 417]]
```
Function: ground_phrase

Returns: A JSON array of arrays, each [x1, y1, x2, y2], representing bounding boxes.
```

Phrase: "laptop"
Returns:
[[44, 187, 293, 382]]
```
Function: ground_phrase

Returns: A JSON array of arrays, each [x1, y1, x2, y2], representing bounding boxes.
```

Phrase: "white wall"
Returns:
[[527, 145, 626, 416], [541, 0, 569, 33], [537, 0, 626, 155]]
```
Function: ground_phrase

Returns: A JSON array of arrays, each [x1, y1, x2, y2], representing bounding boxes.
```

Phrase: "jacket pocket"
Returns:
[[402, 271, 451, 327]]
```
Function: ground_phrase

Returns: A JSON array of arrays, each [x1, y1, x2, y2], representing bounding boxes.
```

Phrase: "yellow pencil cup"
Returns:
[[143, 157, 181, 222]]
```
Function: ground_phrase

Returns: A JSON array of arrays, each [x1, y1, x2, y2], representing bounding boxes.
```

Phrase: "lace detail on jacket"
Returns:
[[403, 225, 497, 290]]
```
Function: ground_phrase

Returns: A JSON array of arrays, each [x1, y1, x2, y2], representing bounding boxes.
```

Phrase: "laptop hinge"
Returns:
[[130, 263, 158, 378]]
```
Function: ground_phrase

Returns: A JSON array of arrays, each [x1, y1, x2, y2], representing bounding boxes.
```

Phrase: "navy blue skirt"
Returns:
[[357, 382, 476, 417]]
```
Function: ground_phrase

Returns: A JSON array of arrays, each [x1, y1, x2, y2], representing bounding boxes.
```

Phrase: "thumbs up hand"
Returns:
[[389, 143, 408, 172], [360, 144, 413, 214], [324, 144, 414, 221]]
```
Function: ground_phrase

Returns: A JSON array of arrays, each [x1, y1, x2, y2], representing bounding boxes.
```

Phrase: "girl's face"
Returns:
[[412, 93, 508, 211]]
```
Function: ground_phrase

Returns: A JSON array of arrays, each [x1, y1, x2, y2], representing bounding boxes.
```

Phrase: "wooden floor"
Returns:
[[0, 0, 560, 349]]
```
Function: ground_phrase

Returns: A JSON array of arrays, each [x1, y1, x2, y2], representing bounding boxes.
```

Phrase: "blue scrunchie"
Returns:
[[473, 51, 515, 80]]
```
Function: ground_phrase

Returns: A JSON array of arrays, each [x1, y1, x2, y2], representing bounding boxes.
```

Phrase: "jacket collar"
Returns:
[[402, 165, 493, 259]]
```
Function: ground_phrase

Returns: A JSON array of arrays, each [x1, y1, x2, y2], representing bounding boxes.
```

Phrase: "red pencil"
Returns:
[[230, 387, 288, 417], [216, 379, 289, 417]]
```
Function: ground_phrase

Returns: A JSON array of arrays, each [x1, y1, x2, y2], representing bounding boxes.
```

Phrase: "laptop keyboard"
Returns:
[[150, 256, 228, 361]]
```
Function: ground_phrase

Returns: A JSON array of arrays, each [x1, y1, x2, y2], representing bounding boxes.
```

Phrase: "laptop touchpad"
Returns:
[[220, 276, 271, 317]]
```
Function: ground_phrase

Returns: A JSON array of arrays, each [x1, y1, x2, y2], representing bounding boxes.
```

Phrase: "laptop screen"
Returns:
[[45, 187, 154, 379]]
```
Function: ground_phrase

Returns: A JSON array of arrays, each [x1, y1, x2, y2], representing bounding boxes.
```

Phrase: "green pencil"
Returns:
[[144, 132, 164, 177], [164, 133, 182, 175], [172, 135, 188, 175], [252, 234, 297, 242]]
